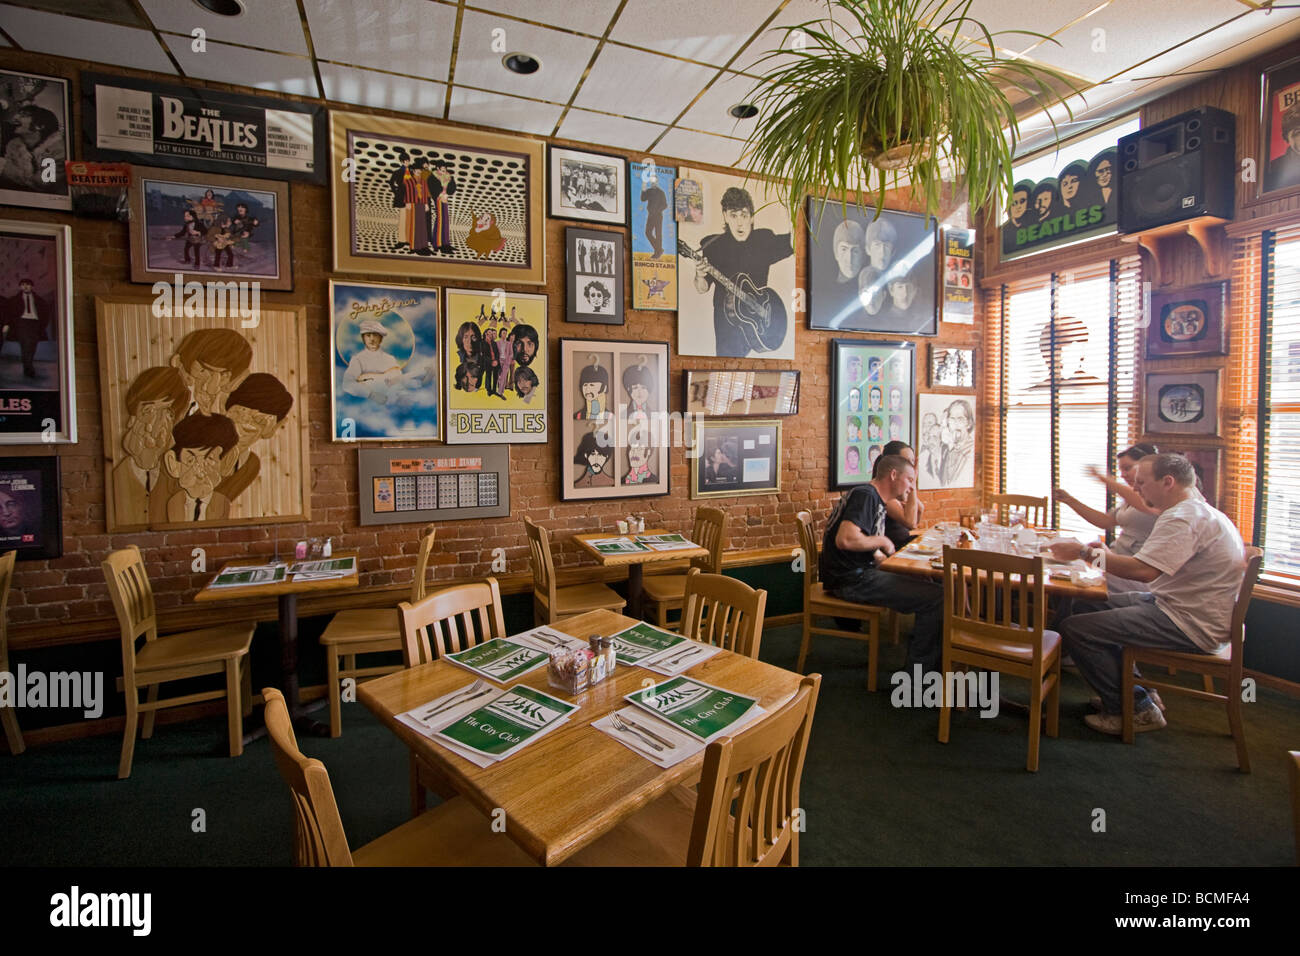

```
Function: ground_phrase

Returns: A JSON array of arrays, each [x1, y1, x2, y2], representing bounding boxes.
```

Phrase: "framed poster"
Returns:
[[807, 198, 937, 336], [916, 392, 976, 490], [560, 338, 669, 501], [548, 145, 627, 226], [357, 445, 509, 525], [0, 221, 76, 443], [96, 298, 310, 532], [1259, 54, 1300, 201], [940, 227, 974, 324], [1146, 282, 1228, 358], [1167, 446, 1221, 509], [331, 111, 545, 284], [1145, 371, 1219, 436], [82, 71, 325, 183], [566, 227, 624, 325], [691, 418, 781, 500], [929, 346, 975, 388], [629, 160, 677, 310], [0, 455, 61, 560], [676, 167, 796, 359], [1000, 146, 1117, 260], [329, 281, 440, 441], [683, 369, 799, 416], [127, 166, 292, 291], [0, 68, 71, 210], [831, 339, 915, 488], [444, 288, 547, 444]]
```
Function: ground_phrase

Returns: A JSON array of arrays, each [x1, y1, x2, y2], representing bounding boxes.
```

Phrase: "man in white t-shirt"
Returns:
[[1049, 453, 1245, 735]]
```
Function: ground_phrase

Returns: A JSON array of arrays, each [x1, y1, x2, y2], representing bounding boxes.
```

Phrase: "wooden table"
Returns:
[[358, 608, 803, 866], [572, 528, 709, 619], [879, 539, 1109, 600], [195, 550, 360, 736]]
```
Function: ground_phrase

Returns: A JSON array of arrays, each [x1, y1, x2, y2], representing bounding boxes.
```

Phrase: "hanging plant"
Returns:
[[739, 0, 1084, 223]]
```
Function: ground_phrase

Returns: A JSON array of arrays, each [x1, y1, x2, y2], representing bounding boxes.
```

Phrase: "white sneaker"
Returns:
[[1090, 689, 1165, 713], [1084, 706, 1167, 736]]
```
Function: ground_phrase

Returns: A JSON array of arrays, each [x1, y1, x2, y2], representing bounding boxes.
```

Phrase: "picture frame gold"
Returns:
[[690, 418, 782, 500]]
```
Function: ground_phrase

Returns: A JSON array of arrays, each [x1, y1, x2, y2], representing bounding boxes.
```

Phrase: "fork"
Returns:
[[610, 712, 664, 752], [420, 679, 487, 720]]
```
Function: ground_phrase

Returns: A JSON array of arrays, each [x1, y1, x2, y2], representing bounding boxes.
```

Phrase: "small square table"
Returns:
[[572, 528, 709, 619]]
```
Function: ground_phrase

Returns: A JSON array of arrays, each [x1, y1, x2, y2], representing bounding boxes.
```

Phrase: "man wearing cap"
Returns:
[[344, 320, 401, 394]]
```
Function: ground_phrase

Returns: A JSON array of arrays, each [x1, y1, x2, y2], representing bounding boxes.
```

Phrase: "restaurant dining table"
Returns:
[[357, 607, 803, 866], [572, 528, 709, 620], [878, 533, 1109, 600], [194, 550, 360, 739]]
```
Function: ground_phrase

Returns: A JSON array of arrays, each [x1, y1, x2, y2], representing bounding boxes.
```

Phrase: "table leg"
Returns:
[[627, 563, 644, 620]]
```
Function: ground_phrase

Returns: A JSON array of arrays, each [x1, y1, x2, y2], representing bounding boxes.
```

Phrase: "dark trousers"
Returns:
[[830, 569, 944, 671]]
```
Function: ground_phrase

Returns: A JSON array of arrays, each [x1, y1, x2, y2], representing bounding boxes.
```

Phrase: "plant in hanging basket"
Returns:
[[739, 0, 1083, 223]]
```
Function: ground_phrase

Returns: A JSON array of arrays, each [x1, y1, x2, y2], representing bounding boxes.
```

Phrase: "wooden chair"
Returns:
[[0, 551, 23, 755], [524, 517, 625, 625], [566, 674, 820, 866], [1290, 750, 1300, 864], [1121, 547, 1263, 771], [679, 568, 765, 659], [102, 546, 254, 779], [398, 577, 507, 815], [938, 546, 1061, 772], [642, 507, 726, 629], [989, 493, 1049, 527], [793, 510, 887, 691], [320, 525, 437, 737], [262, 687, 533, 866]]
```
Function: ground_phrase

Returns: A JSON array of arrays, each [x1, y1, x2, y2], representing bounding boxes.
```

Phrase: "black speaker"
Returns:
[[1118, 106, 1235, 233]]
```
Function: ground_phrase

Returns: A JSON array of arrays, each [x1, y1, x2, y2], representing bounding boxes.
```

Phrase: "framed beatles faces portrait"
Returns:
[[548, 145, 628, 226], [691, 418, 781, 500], [831, 339, 915, 489], [0, 455, 62, 561], [0, 221, 76, 444], [560, 339, 669, 501], [1146, 282, 1228, 359], [1258, 54, 1300, 202], [1144, 371, 1219, 436], [566, 227, 624, 326], [0, 68, 72, 211], [683, 369, 799, 416], [332, 111, 545, 284]]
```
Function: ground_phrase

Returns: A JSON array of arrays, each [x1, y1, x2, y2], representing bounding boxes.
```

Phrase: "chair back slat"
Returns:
[[1228, 547, 1263, 681], [0, 551, 14, 668], [690, 507, 727, 573], [943, 547, 1045, 655], [409, 525, 438, 603], [523, 518, 557, 619], [101, 547, 160, 684], [689, 675, 820, 867], [399, 578, 506, 665], [680, 568, 766, 659], [794, 511, 819, 602], [263, 688, 354, 867], [989, 493, 1049, 527]]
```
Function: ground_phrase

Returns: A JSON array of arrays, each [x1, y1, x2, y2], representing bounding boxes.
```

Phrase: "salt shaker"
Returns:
[[601, 637, 616, 674]]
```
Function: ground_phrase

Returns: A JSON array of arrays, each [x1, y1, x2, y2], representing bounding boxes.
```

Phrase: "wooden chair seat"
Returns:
[[808, 583, 884, 617], [319, 608, 400, 646], [644, 507, 727, 629], [640, 572, 689, 603], [525, 517, 626, 625], [134, 624, 254, 672], [352, 795, 535, 867], [542, 581, 627, 619], [950, 626, 1061, 665]]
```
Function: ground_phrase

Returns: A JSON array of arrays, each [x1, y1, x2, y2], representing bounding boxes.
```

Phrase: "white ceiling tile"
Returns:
[[455, 11, 598, 103], [958, 0, 1109, 49], [574, 45, 719, 124], [164, 36, 320, 98], [556, 107, 665, 153], [468, 0, 623, 34], [303, 0, 457, 80], [448, 87, 565, 136], [610, 0, 777, 66], [676, 70, 765, 137], [138, 0, 308, 55], [655, 127, 749, 170], [319, 62, 445, 116], [0, 7, 175, 73]]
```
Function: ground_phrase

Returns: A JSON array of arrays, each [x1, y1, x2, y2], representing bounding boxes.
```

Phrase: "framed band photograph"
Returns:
[[560, 338, 669, 501], [0, 455, 62, 560], [690, 418, 781, 500], [548, 145, 628, 226], [831, 339, 915, 488], [1257, 54, 1300, 202], [0, 221, 76, 444], [683, 369, 800, 416], [565, 227, 624, 326], [928, 345, 975, 388], [1144, 371, 1219, 436], [1146, 282, 1228, 358], [0, 68, 72, 211]]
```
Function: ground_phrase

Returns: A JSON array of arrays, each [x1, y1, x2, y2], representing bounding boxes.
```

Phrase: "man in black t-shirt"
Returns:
[[821, 454, 944, 671]]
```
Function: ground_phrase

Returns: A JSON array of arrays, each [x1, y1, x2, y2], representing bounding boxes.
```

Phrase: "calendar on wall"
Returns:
[[357, 445, 509, 526]]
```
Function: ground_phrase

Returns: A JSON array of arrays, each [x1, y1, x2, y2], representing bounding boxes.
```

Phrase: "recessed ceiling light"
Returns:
[[729, 103, 759, 120], [192, 0, 245, 15], [502, 53, 541, 75]]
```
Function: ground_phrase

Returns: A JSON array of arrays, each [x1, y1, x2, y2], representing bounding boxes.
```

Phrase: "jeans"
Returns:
[[1056, 591, 1204, 715], [829, 569, 944, 671]]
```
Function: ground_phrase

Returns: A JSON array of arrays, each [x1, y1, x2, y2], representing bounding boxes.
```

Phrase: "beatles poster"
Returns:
[[329, 281, 440, 441], [443, 289, 547, 444], [941, 228, 974, 324], [676, 167, 796, 359], [630, 160, 677, 311], [0, 457, 61, 560], [831, 339, 914, 489], [1261, 55, 1300, 197], [0, 68, 72, 211], [83, 72, 324, 183], [1001, 145, 1118, 260]]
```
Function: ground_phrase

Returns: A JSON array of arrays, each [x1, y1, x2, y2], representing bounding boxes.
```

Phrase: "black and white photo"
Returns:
[[566, 227, 624, 325], [548, 146, 628, 225]]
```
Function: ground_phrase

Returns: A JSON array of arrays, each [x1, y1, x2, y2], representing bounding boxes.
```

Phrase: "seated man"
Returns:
[[821, 454, 944, 672], [1050, 453, 1245, 735], [875, 439, 925, 551]]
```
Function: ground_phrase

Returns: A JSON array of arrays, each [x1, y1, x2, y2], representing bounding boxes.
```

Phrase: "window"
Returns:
[[1260, 225, 1300, 577]]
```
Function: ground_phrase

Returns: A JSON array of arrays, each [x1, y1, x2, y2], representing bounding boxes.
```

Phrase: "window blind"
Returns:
[[1261, 225, 1300, 577], [1227, 234, 1261, 540]]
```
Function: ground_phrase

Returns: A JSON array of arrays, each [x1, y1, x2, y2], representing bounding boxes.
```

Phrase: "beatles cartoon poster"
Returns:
[[630, 161, 677, 311], [96, 299, 309, 531], [330, 281, 440, 441], [1000, 145, 1118, 260], [443, 288, 547, 444], [676, 167, 796, 359]]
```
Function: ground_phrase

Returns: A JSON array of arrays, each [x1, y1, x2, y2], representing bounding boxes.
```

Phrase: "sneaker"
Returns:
[[1089, 689, 1165, 713], [1084, 706, 1167, 736]]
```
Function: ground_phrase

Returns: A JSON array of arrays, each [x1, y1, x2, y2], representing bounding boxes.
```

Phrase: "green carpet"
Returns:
[[2, 624, 1296, 866]]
